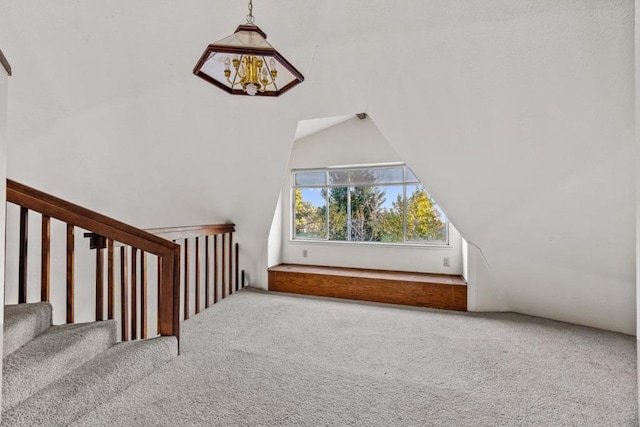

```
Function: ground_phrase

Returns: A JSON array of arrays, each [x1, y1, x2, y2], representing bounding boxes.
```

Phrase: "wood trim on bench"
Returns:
[[268, 264, 467, 311]]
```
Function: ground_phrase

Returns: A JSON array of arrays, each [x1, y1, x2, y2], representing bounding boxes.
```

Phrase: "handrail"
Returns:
[[110, 224, 235, 248], [136, 222, 240, 319], [145, 224, 235, 241], [87, 222, 240, 320], [6, 179, 181, 341], [8, 180, 177, 254]]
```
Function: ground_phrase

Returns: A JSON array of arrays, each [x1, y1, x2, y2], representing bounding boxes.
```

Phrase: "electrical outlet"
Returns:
[[302, 249, 308, 258], [443, 257, 450, 267]]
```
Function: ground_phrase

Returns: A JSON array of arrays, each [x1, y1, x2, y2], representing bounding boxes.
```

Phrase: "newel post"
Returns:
[[158, 245, 181, 346]]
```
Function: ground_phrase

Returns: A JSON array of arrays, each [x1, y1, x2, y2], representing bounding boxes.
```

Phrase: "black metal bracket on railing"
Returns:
[[84, 233, 107, 250]]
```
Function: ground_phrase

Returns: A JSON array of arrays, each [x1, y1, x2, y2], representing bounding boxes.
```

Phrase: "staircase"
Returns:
[[0, 179, 243, 424], [1, 302, 177, 425]]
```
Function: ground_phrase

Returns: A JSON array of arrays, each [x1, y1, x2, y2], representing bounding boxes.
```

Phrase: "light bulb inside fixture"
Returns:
[[224, 57, 231, 70], [269, 58, 276, 70], [245, 83, 258, 96]]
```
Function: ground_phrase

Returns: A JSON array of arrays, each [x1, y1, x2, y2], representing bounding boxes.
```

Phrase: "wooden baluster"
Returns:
[[235, 243, 239, 292], [107, 240, 115, 319], [41, 215, 50, 302], [18, 207, 28, 303], [241, 270, 245, 289], [213, 235, 218, 304], [96, 242, 104, 321], [195, 236, 200, 314], [228, 232, 233, 296], [205, 236, 210, 308], [131, 248, 138, 340], [184, 239, 190, 320], [66, 224, 74, 323], [221, 234, 226, 299], [141, 251, 148, 339], [120, 246, 129, 341]]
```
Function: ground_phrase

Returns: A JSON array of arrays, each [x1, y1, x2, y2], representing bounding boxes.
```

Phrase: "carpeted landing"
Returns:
[[74, 288, 637, 426]]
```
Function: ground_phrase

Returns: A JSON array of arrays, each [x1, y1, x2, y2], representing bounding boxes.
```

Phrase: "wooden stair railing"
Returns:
[[6, 179, 181, 343], [140, 224, 243, 320]]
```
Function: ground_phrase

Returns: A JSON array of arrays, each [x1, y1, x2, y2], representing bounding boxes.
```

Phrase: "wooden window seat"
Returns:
[[267, 264, 467, 311]]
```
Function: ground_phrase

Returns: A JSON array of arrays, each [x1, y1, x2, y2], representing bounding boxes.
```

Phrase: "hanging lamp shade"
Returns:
[[193, 24, 304, 97]]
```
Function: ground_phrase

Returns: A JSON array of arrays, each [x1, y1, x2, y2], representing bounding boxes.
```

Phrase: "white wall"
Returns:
[[0, 48, 9, 418], [465, 243, 508, 312], [0, 56, 8, 307], [351, 0, 634, 333], [276, 116, 464, 277], [0, 1, 317, 306], [265, 191, 284, 285], [0, 0, 635, 334], [635, 0, 640, 410]]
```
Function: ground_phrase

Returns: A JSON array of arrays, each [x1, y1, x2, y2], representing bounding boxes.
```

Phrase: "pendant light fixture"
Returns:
[[193, 0, 304, 97]]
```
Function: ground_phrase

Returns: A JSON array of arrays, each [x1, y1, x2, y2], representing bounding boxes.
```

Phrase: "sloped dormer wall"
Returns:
[[359, 1, 635, 334], [274, 116, 464, 277], [0, 1, 634, 335]]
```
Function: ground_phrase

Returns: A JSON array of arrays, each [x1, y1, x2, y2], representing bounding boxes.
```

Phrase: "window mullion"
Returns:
[[347, 186, 352, 241], [292, 183, 296, 240], [325, 172, 329, 240], [403, 176, 407, 242]]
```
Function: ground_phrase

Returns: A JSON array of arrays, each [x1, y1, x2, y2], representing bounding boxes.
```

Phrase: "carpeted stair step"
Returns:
[[3, 302, 52, 358], [2, 320, 117, 411], [2, 336, 178, 426]]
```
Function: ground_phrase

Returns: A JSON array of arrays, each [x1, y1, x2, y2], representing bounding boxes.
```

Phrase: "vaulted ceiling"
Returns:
[[0, 0, 634, 333]]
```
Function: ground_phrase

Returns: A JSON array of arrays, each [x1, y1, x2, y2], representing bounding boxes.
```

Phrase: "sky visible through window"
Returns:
[[303, 186, 402, 210]]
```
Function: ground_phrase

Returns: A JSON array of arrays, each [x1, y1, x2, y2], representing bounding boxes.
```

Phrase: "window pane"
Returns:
[[348, 185, 402, 242], [327, 187, 348, 240], [379, 186, 404, 243], [350, 186, 382, 241], [406, 168, 419, 183], [295, 171, 325, 187], [328, 170, 349, 186], [405, 185, 447, 243], [294, 188, 326, 239], [293, 166, 448, 245], [350, 167, 404, 186]]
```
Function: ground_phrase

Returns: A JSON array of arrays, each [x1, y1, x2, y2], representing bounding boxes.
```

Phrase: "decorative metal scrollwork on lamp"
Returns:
[[193, 0, 304, 97]]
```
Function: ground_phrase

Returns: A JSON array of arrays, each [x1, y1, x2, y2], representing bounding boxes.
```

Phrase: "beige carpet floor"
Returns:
[[73, 288, 637, 426]]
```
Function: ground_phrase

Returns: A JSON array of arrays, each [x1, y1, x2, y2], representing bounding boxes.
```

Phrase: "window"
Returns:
[[293, 165, 448, 245]]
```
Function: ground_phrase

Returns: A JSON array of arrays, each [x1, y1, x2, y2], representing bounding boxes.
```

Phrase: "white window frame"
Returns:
[[291, 164, 449, 246]]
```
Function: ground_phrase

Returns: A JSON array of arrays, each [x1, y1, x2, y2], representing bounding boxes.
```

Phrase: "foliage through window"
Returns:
[[293, 165, 448, 244]]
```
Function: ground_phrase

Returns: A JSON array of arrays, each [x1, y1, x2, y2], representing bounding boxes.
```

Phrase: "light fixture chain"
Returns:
[[246, 0, 255, 24]]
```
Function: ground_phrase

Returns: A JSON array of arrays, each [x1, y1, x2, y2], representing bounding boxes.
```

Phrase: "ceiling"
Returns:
[[294, 115, 355, 141], [0, 0, 635, 334]]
